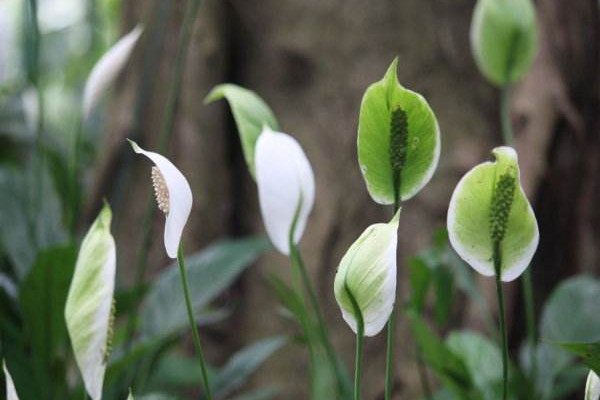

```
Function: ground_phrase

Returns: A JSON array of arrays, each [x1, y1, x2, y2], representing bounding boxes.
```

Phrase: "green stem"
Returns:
[[123, 0, 201, 347], [493, 243, 509, 400], [499, 84, 537, 391], [290, 242, 351, 397], [177, 244, 213, 400], [345, 284, 364, 400]]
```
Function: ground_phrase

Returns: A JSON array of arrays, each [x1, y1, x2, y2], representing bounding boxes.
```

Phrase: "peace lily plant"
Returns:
[[447, 146, 539, 400], [128, 140, 213, 400]]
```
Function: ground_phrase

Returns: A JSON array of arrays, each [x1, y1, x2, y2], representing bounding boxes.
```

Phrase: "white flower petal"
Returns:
[[334, 210, 400, 337], [83, 26, 143, 118], [255, 127, 315, 255], [65, 205, 116, 400], [586, 370, 600, 400], [129, 140, 193, 258], [3, 361, 19, 400]]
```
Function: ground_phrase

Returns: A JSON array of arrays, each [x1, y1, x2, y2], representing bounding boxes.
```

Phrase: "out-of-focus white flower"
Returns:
[[65, 204, 116, 400], [128, 139, 193, 258], [254, 127, 315, 255], [334, 210, 400, 337], [3, 361, 19, 400], [586, 370, 600, 400], [83, 26, 143, 118]]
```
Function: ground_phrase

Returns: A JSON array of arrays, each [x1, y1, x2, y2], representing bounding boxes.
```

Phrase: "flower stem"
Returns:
[[345, 284, 364, 400], [123, 0, 201, 347], [290, 242, 352, 398], [499, 85, 537, 389], [177, 244, 214, 400], [493, 242, 509, 400]]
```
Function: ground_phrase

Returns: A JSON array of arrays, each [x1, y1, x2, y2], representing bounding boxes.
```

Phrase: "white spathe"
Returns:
[[254, 127, 315, 255], [586, 370, 600, 400], [3, 361, 19, 400], [64, 205, 116, 400], [129, 140, 193, 258], [83, 26, 143, 118]]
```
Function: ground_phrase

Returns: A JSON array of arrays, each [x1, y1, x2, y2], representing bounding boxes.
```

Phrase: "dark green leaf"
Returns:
[[19, 244, 76, 368], [139, 237, 269, 341], [211, 336, 287, 399], [408, 257, 432, 314], [433, 265, 454, 327], [557, 342, 600, 376], [205, 84, 279, 178]]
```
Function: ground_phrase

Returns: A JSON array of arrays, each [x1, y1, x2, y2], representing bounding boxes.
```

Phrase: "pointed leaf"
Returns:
[[205, 84, 279, 177], [358, 58, 441, 204], [447, 146, 539, 282], [65, 204, 116, 400], [139, 237, 269, 340]]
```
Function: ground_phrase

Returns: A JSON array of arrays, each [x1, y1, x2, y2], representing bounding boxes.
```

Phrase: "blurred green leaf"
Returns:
[[19, 244, 76, 369], [433, 265, 454, 327], [228, 387, 279, 400], [205, 84, 279, 178], [267, 274, 308, 326], [139, 237, 270, 341], [446, 331, 504, 400], [409, 313, 475, 399], [540, 275, 600, 343], [408, 257, 432, 314], [557, 342, 600, 376], [211, 336, 287, 399], [145, 350, 217, 392], [0, 165, 67, 280]]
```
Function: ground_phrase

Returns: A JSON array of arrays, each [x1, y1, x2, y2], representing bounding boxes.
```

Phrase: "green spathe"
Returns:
[[470, 0, 537, 86], [334, 210, 400, 337], [65, 204, 116, 400], [447, 146, 539, 282], [205, 84, 279, 178], [357, 58, 440, 205]]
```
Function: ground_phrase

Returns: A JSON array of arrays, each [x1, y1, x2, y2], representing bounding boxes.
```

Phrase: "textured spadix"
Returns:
[[128, 139, 193, 258], [447, 146, 539, 282], [255, 127, 314, 255], [334, 210, 400, 336], [65, 204, 116, 400], [358, 58, 440, 204]]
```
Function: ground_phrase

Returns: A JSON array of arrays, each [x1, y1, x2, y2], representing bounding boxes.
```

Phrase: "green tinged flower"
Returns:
[[334, 210, 400, 336], [65, 204, 116, 400], [357, 58, 440, 205], [470, 0, 537, 86], [447, 146, 539, 281]]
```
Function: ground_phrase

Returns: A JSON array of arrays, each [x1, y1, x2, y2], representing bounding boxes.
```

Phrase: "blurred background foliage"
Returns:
[[1, 1, 600, 400]]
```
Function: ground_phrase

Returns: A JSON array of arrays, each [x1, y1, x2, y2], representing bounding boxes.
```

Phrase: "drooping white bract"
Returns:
[[83, 26, 143, 118], [334, 210, 400, 337], [128, 139, 193, 258], [3, 361, 19, 400], [586, 371, 600, 400], [64, 204, 116, 400], [254, 127, 315, 255], [447, 146, 539, 282]]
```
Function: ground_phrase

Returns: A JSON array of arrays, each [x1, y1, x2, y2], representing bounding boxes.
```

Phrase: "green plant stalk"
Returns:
[[123, 0, 201, 346], [290, 242, 352, 398], [493, 243, 509, 400], [345, 283, 364, 400], [177, 244, 214, 400], [499, 85, 537, 388]]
